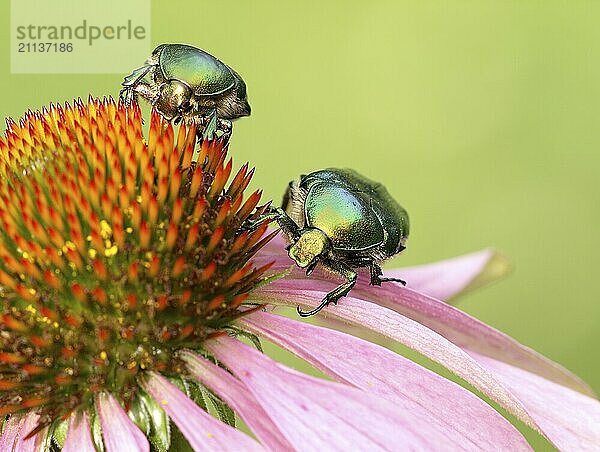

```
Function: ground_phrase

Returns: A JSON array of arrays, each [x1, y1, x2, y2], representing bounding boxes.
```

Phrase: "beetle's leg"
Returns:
[[369, 262, 406, 286], [239, 206, 294, 236], [130, 81, 160, 107], [272, 207, 302, 242], [369, 262, 383, 286], [119, 86, 135, 106], [297, 260, 357, 317], [217, 118, 233, 141], [120, 65, 153, 106], [192, 109, 219, 141]]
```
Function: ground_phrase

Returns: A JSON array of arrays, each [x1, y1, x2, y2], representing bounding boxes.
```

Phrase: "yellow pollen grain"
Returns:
[[104, 240, 112, 248], [136, 195, 142, 203], [127, 361, 137, 370], [52, 322, 59, 328], [64, 241, 76, 251], [88, 248, 97, 259], [161, 399, 168, 406], [100, 351, 107, 360], [126, 227, 133, 233], [100, 220, 112, 239], [21, 251, 30, 259], [207, 432, 214, 439], [25, 304, 37, 314], [104, 245, 118, 257]]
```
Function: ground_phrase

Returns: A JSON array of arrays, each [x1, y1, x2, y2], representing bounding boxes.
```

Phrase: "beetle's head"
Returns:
[[156, 80, 192, 120], [288, 228, 329, 269]]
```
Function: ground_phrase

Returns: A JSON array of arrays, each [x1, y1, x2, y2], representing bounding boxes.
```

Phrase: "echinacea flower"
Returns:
[[0, 98, 598, 451]]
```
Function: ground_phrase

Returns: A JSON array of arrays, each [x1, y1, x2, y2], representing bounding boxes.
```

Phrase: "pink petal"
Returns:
[[63, 411, 95, 452], [350, 284, 595, 396], [206, 335, 506, 451], [237, 310, 531, 450], [0, 415, 24, 450], [96, 392, 149, 452], [0, 413, 46, 451], [11, 412, 46, 452], [470, 352, 600, 451], [256, 288, 535, 426], [260, 280, 593, 398], [379, 248, 510, 302], [141, 372, 263, 452], [259, 236, 591, 396], [179, 351, 294, 451]]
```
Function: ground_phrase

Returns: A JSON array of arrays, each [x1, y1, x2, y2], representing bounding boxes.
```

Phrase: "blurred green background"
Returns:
[[1, 0, 599, 437]]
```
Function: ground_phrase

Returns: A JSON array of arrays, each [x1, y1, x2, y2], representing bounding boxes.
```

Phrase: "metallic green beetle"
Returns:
[[273, 168, 409, 317], [119, 43, 250, 137]]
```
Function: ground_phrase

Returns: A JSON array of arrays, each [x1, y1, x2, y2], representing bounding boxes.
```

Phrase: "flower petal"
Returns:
[[0, 413, 46, 451], [0, 416, 23, 450], [256, 288, 535, 426], [0, 415, 24, 450], [260, 279, 593, 397], [258, 237, 592, 396], [351, 283, 595, 396], [379, 248, 510, 302], [206, 334, 506, 451], [96, 392, 149, 452], [11, 412, 46, 452], [469, 352, 600, 451], [238, 310, 530, 450], [63, 411, 95, 452], [141, 371, 263, 452], [180, 351, 294, 451]]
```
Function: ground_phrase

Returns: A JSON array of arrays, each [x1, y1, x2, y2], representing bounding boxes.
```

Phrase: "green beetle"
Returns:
[[273, 168, 409, 317], [119, 43, 250, 137]]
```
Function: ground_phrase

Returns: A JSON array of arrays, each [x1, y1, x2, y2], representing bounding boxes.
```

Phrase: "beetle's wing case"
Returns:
[[304, 182, 385, 253], [368, 183, 409, 255], [303, 168, 408, 258], [326, 168, 409, 255], [158, 44, 236, 96]]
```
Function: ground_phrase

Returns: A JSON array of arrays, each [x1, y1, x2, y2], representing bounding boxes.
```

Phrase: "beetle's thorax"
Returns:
[[288, 228, 330, 268]]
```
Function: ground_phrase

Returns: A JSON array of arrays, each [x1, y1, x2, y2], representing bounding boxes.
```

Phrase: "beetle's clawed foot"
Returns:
[[368, 264, 406, 286], [296, 296, 339, 318], [377, 276, 407, 286]]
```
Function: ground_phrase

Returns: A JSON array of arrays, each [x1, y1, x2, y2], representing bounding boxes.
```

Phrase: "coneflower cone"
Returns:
[[0, 97, 274, 441]]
